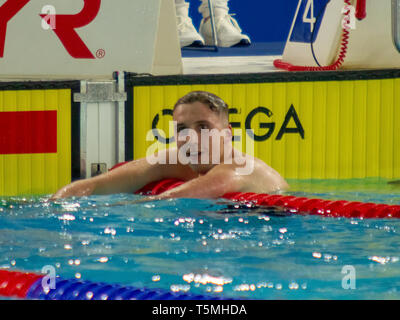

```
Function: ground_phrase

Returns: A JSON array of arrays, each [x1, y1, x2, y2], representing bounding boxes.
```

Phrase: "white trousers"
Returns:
[[175, 0, 229, 15]]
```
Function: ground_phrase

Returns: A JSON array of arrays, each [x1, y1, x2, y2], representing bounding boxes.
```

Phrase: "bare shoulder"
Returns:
[[233, 153, 289, 193], [203, 151, 288, 194]]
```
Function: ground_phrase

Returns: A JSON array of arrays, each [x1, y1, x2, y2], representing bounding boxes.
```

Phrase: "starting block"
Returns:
[[275, 0, 400, 70], [0, 0, 182, 79]]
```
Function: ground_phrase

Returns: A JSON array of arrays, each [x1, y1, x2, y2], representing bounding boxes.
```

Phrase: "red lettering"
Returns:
[[40, 0, 101, 59], [0, 0, 101, 59], [0, 0, 30, 57]]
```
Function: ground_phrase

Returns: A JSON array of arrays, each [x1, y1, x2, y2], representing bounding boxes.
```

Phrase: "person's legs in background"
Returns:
[[175, 0, 251, 48], [198, 0, 251, 47], [175, 0, 205, 47]]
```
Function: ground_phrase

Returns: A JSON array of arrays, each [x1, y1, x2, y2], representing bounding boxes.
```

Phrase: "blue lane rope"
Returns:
[[26, 276, 231, 300]]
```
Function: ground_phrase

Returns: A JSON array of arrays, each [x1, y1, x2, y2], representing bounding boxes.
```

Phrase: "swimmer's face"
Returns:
[[173, 101, 232, 174]]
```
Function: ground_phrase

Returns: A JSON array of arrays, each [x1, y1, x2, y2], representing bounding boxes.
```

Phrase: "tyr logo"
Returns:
[[0, 0, 101, 59]]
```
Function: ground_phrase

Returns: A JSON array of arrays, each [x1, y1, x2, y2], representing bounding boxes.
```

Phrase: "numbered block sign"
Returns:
[[395, 0, 400, 52], [289, 0, 330, 43], [282, 0, 344, 67], [392, 0, 400, 52], [279, 0, 400, 69], [0, 0, 182, 79]]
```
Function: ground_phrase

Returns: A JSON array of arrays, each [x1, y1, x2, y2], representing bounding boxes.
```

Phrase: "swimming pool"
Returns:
[[1, 178, 400, 300]]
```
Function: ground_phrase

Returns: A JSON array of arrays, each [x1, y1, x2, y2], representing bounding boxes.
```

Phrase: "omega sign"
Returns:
[[151, 104, 305, 144], [0, 0, 101, 59]]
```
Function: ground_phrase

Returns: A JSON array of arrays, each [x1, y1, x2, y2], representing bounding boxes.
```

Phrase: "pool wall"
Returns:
[[0, 81, 81, 196], [126, 70, 400, 181]]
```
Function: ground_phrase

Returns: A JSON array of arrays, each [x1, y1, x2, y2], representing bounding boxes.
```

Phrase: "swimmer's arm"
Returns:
[[151, 166, 243, 200], [50, 156, 171, 199], [146, 163, 288, 201]]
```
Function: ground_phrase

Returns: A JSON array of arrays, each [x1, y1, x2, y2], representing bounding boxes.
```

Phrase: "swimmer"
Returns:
[[51, 91, 288, 200]]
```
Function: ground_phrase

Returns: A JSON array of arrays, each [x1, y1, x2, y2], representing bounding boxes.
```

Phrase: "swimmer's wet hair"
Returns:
[[173, 91, 229, 121]]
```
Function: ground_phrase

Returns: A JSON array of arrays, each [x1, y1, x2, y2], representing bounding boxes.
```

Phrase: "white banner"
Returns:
[[0, 0, 182, 79]]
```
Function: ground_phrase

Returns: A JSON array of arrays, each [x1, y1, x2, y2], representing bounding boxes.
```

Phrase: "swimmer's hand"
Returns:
[[119, 195, 161, 205], [51, 156, 180, 199], [97, 195, 165, 208], [50, 179, 96, 200], [82, 165, 245, 205]]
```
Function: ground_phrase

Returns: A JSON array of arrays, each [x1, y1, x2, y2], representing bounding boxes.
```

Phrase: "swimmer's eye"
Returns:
[[198, 123, 209, 130]]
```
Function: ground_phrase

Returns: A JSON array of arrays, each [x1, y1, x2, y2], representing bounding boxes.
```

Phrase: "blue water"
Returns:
[[1, 178, 400, 300]]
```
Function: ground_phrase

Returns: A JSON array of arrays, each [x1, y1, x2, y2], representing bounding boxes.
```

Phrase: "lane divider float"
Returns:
[[135, 177, 400, 219], [0, 270, 230, 300]]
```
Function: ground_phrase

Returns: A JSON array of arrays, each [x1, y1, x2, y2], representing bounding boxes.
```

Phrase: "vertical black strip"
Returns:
[[71, 86, 81, 181], [125, 84, 134, 161]]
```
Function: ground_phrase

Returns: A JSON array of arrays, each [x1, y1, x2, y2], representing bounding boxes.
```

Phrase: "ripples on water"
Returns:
[[1, 178, 400, 299]]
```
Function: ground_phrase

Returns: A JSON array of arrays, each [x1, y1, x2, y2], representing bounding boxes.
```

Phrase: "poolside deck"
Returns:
[[182, 55, 282, 75]]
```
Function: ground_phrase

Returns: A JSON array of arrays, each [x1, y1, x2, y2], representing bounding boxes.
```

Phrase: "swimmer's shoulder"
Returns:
[[257, 159, 289, 192], [237, 155, 289, 193]]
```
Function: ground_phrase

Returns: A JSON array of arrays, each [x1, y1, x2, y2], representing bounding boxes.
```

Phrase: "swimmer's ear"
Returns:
[[224, 124, 233, 141]]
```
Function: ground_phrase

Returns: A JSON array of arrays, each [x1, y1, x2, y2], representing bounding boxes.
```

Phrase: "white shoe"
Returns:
[[199, 9, 251, 47], [176, 3, 205, 47]]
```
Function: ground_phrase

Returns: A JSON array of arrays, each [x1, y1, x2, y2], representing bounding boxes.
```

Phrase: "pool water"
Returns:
[[1, 178, 400, 300]]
